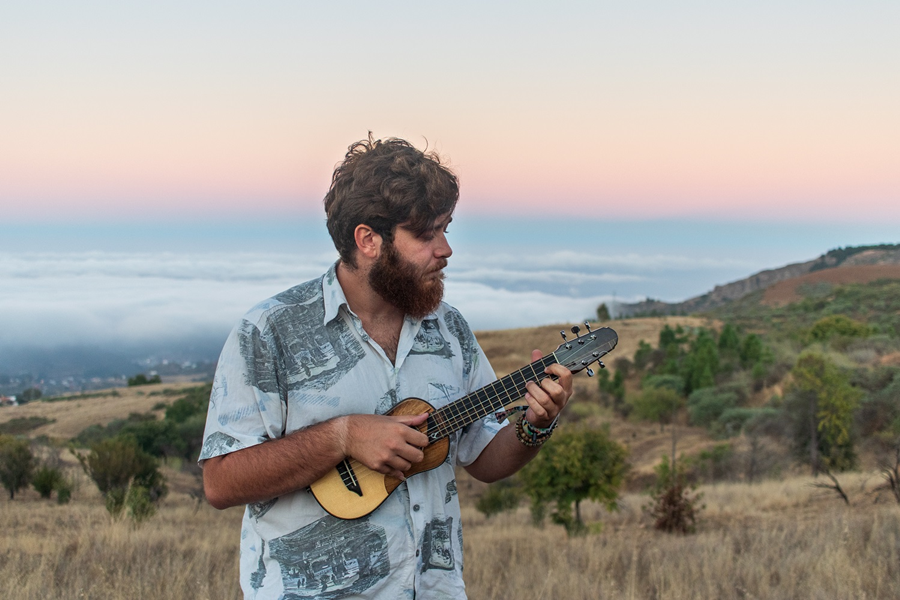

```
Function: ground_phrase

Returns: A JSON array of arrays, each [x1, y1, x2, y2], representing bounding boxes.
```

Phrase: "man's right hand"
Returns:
[[339, 413, 430, 480]]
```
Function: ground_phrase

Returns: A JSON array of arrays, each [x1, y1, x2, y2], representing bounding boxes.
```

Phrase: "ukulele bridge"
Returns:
[[336, 459, 363, 496]]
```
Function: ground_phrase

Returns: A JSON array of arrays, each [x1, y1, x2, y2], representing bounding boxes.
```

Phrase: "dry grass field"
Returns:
[[3, 468, 898, 599], [3, 317, 899, 599]]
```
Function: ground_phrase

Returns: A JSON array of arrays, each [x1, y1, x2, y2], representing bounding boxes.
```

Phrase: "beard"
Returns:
[[368, 242, 446, 319]]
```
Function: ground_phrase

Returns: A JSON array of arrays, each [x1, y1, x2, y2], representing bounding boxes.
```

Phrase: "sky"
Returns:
[[1, 2, 898, 367]]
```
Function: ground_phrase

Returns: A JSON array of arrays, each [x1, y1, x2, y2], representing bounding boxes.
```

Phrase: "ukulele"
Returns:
[[309, 324, 618, 519]]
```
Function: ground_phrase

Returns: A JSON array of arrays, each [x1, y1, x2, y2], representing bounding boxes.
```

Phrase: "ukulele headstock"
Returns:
[[554, 322, 618, 377]]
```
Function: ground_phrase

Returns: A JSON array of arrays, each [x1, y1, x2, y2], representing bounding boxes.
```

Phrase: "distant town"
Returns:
[[0, 354, 216, 401]]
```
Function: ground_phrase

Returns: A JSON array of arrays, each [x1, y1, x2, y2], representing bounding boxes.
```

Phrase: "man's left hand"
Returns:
[[523, 349, 573, 428]]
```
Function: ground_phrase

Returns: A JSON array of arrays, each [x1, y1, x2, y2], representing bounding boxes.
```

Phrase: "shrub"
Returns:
[[808, 315, 872, 344], [56, 478, 73, 504], [164, 385, 211, 423], [475, 479, 522, 518], [126, 485, 157, 523], [32, 465, 64, 499], [687, 389, 738, 428], [644, 456, 703, 534], [0, 416, 53, 435], [642, 374, 686, 396], [74, 436, 167, 518]]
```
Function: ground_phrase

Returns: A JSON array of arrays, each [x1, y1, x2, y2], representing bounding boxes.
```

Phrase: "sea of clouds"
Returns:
[[0, 246, 757, 362]]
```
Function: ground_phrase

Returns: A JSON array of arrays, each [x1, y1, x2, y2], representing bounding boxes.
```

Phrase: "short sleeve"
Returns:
[[198, 317, 287, 463]]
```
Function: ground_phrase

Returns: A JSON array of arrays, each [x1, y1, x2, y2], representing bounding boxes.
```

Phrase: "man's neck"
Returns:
[[336, 260, 405, 362]]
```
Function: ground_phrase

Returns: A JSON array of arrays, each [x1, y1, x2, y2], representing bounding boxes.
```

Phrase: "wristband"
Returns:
[[515, 414, 558, 448]]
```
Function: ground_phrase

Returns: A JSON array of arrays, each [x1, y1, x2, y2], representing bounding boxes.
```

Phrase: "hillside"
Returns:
[[618, 243, 900, 317]]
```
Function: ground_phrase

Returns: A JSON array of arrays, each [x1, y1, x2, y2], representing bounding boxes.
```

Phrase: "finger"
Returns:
[[395, 412, 430, 426], [401, 427, 429, 448], [544, 364, 573, 398], [524, 382, 552, 422], [538, 376, 567, 405], [386, 456, 413, 473], [531, 349, 543, 362], [396, 444, 425, 464]]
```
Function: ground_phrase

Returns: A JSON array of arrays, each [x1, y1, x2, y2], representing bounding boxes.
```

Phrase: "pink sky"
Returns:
[[2, 2, 897, 223]]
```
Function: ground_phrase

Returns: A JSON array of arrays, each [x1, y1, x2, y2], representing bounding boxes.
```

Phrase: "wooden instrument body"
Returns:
[[309, 398, 449, 520]]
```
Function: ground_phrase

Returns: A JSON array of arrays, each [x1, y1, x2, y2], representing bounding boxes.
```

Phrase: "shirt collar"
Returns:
[[321, 261, 347, 325]]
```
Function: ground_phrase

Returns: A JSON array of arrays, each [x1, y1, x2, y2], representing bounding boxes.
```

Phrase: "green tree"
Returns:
[[18, 387, 42, 403], [717, 324, 741, 354], [632, 340, 653, 371], [739, 334, 763, 368], [128, 373, 162, 386], [596, 303, 611, 322], [658, 325, 678, 350], [681, 329, 719, 394], [0, 435, 35, 499], [520, 427, 628, 536], [786, 351, 862, 472], [631, 387, 683, 432]]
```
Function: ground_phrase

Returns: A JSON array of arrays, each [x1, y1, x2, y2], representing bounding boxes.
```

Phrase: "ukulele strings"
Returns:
[[428, 354, 558, 439]]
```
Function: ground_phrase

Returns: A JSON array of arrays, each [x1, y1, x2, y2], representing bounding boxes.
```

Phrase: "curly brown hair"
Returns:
[[324, 134, 459, 267]]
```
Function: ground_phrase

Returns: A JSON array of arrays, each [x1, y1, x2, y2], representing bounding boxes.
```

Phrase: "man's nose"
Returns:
[[435, 231, 452, 259]]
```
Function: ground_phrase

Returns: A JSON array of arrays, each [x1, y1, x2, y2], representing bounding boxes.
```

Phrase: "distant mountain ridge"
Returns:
[[617, 243, 900, 317]]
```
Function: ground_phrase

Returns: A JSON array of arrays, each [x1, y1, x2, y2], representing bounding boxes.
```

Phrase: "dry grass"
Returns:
[[0, 382, 198, 441], [4, 470, 898, 600], [475, 317, 715, 378], [0, 489, 242, 599], [464, 472, 900, 600]]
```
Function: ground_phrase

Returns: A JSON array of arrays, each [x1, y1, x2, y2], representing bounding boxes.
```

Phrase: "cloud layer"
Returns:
[[0, 247, 742, 359]]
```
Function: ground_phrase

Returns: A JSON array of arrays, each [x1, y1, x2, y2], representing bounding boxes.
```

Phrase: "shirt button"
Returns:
[[416, 550, 420, 557], [413, 504, 420, 512]]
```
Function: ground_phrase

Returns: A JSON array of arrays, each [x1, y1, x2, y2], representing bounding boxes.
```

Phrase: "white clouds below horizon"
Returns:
[[0, 250, 726, 353]]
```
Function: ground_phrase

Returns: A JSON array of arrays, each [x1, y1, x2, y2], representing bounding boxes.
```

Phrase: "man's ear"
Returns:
[[353, 224, 383, 261]]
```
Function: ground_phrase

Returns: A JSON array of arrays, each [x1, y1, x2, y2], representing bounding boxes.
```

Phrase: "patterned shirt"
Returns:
[[199, 262, 503, 599]]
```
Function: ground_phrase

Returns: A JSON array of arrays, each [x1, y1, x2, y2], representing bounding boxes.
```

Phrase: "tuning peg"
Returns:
[[559, 330, 567, 341], [586, 368, 595, 377], [571, 325, 581, 335], [584, 321, 592, 333], [598, 361, 606, 369]]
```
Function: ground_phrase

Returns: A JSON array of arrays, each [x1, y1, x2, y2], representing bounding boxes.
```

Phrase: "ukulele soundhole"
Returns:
[[337, 459, 363, 496]]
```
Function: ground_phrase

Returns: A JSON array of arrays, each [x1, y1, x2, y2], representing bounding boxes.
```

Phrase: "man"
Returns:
[[200, 135, 573, 599]]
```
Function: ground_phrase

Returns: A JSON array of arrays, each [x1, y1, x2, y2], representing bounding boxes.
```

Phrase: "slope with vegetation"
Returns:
[[618, 243, 900, 317]]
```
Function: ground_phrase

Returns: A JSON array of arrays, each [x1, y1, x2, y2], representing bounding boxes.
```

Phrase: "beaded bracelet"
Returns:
[[523, 415, 558, 436], [515, 414, 558, 448]]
